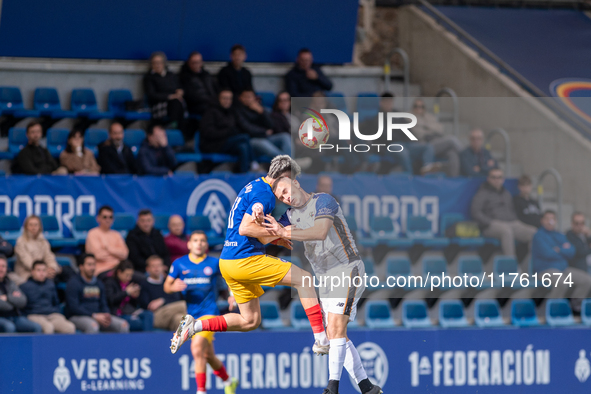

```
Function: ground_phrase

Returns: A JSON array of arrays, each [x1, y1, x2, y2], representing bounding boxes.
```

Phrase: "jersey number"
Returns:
[[228, 197, 242, 229]]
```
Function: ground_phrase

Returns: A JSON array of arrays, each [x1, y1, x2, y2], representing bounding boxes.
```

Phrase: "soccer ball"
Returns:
[[299, 118, 329, 149]]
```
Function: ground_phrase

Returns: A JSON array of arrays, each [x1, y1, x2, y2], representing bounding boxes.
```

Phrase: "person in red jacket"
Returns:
[[164, 215, 189, 262]]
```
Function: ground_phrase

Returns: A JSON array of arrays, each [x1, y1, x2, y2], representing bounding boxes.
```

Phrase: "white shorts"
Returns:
[[317, 260, 366, 323]]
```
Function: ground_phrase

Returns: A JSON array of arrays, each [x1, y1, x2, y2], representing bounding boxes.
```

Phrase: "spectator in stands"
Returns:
[[143, 52, 185, 129], [85, 205, 129, 276], [12, 121, 67, 175], [271, 91, 298, 135], [140, 255, 185, 331], [0, 234, 13, 257], [12, 215, 61, 285], [66, 253, 129, 333], [460, 128, 497, 177], [104, 260, 153, 331], [20, 260, 75, 334], [532, 210, 591, 312], [200, 90, 254, 173], [236, 89, 291, 157], [59, 129, 101, 175], [179, 51, 217, 117], [217, 44, 253, 97], [98, 122, 138, 174], [566, 212, 591, 272], [0, 255, 42, 333], [411, 98, 462, 177], [138, 124, 177, 176], [471, 168, 537, 257], [285, 48, 333, 97], [126, 209, 170, 272], [164, 215, 189, 262], [513, 175, 542, 228]]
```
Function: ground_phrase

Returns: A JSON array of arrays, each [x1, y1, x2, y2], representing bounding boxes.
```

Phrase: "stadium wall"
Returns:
[[2, 328, 591, 393], [398, 5, 591, 216]]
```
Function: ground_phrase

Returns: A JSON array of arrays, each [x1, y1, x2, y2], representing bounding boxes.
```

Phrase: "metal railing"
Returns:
[[434, 87, 459, 136], [384, 48, 410, 109], [536, 168, 563, 232], [485, 128, 511, 177]]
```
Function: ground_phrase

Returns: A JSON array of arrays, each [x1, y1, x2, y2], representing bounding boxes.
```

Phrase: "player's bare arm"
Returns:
[[264, 214, 332, 241], [163, 276, 187, 294], [239, 212, 281, 238]]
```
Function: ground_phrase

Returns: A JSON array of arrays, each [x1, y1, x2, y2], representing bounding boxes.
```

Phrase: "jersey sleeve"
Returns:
[[315, 194, 339, 220], [278, 211, 291, 227], [246, 190, 275, 216], [167, 260, 180, 280]]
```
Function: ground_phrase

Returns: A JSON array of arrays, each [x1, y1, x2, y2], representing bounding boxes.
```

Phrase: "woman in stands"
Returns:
[[59, 129, 101, 175]]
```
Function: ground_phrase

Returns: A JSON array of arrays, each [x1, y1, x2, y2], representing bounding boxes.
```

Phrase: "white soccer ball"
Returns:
[[299, 118, 329, 149]]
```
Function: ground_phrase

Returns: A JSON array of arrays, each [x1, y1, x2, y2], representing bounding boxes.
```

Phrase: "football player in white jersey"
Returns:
[[264, 176, 382, 394]]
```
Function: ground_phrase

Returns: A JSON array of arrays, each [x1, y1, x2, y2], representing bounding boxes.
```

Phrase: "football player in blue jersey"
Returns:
[[164, 230, 239, 394]]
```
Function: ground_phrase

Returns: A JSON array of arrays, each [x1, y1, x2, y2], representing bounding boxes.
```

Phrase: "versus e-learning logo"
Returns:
[[298, 108, 418, 152]]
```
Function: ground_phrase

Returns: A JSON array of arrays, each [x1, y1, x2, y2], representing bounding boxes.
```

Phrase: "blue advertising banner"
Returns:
[[2, 328, 591, 394], [0, 174, 512, 238]]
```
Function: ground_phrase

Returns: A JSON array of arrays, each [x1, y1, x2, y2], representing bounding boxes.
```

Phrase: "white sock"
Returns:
[[314, 330, 329, 346], [197, 391, 206, 394], [329, 338, 347, 381], [193, 320, 203, 332], [344, 340, 368, 384]]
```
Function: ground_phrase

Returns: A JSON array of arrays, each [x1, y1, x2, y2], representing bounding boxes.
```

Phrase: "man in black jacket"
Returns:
[[513, 175, 542, 228], [97, 122, 138, 174], [285, 48, 333, 98], [137, 124, 177, 176], [200, 90, 253, 173], [567, 212, 591, 272], [126, 209, 170, 272], [217, 44, 253, 97], [236, 89, 291, 157], [179, 52, 217, 116], [12, 121, 67, 175]]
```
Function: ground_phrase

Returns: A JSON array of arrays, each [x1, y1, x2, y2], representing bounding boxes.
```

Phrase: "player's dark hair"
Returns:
[[231, 44, 245, 53], [97, 205, 114, 216], [32, 260, 47, 269], [138, 209, 152, 217], [116, 260, 134, 272], [190, 230, 208, 240], [77, 253, 95, 267]]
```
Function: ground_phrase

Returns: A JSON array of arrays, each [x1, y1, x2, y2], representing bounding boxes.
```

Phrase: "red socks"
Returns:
[[213, 365, 229, 381], [201, 316, 228, 332], [196, 372, 206, 392], [305, 304, 325, 333]]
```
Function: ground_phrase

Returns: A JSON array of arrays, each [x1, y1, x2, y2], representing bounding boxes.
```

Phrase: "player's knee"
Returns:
[[243, 315, 261, 331]]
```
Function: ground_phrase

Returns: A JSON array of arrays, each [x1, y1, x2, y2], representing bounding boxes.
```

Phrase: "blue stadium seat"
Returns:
[[457, 255, 484, 279], [402, 300, 432, 328], [364, 256, 375, 277], [46, 128, 70, 158], [0, 86, 40, 118], [440, 212, 485, 248], [326, 92, 348, 115], [546, 299, 576, 327], [260, 301, 284, 329], [356, 93, 379, 123], [474, 299, 505, 327], [56, 256, 74, 267], [187, 216, 224, 246], [346, 215, 376, 248], [39, 215, 78, 248], [194, 133, 235, 164], [439, 300, 469, 328], [0, 215, 21, 243], [422, 256, 447, 278], [8, 127, 28, 154], [386, 256, 412, 287], [582, 299, 591, 326], [166, 129, 184, 149], [85, 128, 109, 155], [70, 88, 113, 119], [365, 300, 396, 328], [170, 130, 201, 164], [256, 91, 276, 109], [369, 216, 413, 249], [406, 215, 450, 249], [72, 215, 97, 244], [108, 89, 150, 121], [33, 88, 77, 119], [493, 256, 520, 287], [153, 214, 170, 234], [290, 301, 309, 329], [123, 129, 146, 156], [511, 299, 540, 327], [113, 214, 136, 238]]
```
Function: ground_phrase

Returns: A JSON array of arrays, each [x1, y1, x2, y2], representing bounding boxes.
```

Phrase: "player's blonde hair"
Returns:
[[268, 155, 300, 180]]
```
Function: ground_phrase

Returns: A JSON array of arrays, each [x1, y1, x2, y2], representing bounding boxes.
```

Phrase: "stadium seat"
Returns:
[[107, 89, 150, 122], [39, 215, 78, 248], [33, 88, 77, 119], [0, 215, 21, 243], [260, 301, 284, 329], [72, 215, 97, 244], [457, 255, 484, 278], [289, 301, 309, 329], [369, 216, 412, 249], [439, 300, 469, 328], [355, 92, 379, 123], [113, 214, 136, 238], [0, 86, 40, 118], [194, 132, 235, 164], [406, 215, 450, 249], [46, 128, 70, 158], [582, 299, 591, 326], [439, 212, 485, 248], [70, 88, 113, 119], [422, 256, 447, 278], [402, 300, 432, 328], [123, 129, 146, 156], [56, 256, 74, 267], [8, 127, 28, 154], [85, 128, 109, 155], [511, 299, 540, 327], [474, 299, 505, 327], [326, 92, 348, 115], [187, 216, 224, 246], [256, 91, 276, 109], [153, 214, 170, 234], [364, 256, 376, 277], [493, 256, 519, 287], [346, 215, 376, 248], [386, 256, 412, 288], [365, 300, 396, 328], [170, 130, 201, 163], [546, 299, 576, 327]]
